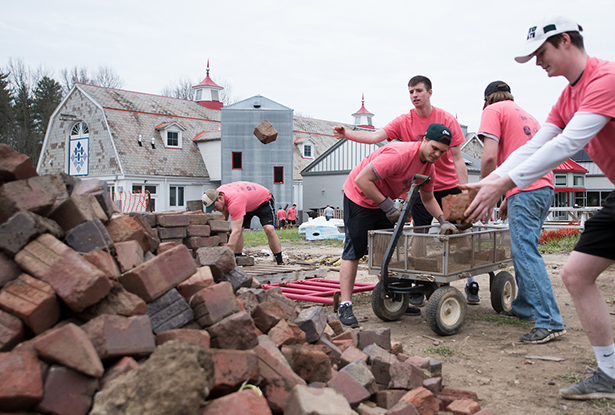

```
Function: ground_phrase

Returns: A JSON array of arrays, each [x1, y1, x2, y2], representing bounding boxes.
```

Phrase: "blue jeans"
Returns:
[[507, 187, 565, 330]]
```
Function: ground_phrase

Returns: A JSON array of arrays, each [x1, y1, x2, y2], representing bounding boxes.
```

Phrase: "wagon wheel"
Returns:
[[371, 281, 409, 322], [425, 286, 467, 336], [491, 271, 516, 313]]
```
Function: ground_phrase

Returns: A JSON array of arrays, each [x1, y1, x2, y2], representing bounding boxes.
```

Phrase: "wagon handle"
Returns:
[[381, 174, 432, 296]]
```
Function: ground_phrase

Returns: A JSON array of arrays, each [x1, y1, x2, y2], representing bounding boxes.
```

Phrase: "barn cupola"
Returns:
[[352, 93, 374, 130], [193, 59, 224, 110]]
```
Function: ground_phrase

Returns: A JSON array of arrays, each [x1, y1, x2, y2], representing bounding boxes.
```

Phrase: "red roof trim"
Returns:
[[554, 159, 589, 173], [554, 187, 586, 192], [192, 131, 206, 141], [101, 106, 221, 123]]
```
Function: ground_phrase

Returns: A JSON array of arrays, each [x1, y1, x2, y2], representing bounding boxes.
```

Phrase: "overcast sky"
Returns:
[[3, 0, 614, 133]]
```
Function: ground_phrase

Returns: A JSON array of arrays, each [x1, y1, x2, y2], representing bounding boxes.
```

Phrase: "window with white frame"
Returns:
[[166, 130, 181, 148], [195, 89, 202, 101], [554, 174, 567, 186], [169, 185, 185, 207], [303, 143, 313, 158], [573, 175, 584, 187]]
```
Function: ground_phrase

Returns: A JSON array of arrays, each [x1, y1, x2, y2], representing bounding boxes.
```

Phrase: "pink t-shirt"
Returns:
[[217, 182, 272, 220], [277, 209, 286, 220], [287, 207, 297, 221], [479, 100, 554, 199], [546, 57, 615, 184], [343, 141, 436, 208], [383, 107, 465, 191]]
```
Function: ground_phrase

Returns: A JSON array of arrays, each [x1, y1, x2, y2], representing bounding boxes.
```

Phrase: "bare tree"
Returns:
[[93, 65, 125, 89], [160, 76, 195, 100], [60, 66, 91, 95]]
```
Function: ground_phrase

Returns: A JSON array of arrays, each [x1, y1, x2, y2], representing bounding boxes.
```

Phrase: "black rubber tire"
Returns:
[[425, 286, 467, 336], [491, 271, 517, 313], [371, 281, 409, 322]]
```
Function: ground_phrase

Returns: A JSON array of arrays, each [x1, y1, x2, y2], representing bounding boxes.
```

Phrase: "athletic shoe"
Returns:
[[519, 327, 566, 344], [465, 282, 480, 305], [404, 306, 421, 316], [338, 303, 359, 328], [500, 309, 536, 322], [409, 293, 425, 307], [560, 368, 615, 400]]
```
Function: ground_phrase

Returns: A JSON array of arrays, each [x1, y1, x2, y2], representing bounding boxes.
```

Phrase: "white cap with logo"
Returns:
[[515, 16, 581, 63]]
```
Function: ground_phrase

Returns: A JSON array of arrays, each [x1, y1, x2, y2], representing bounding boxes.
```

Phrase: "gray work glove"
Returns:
[[378, 197, 404, 224], [437, 215, 459, 235]]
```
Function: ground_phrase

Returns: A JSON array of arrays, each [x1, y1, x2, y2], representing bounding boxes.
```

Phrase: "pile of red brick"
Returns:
[[0, 144, 492, 415]]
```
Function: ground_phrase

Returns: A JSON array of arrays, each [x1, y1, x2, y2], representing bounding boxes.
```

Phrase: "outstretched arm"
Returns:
[[333, 126, 389, 144]]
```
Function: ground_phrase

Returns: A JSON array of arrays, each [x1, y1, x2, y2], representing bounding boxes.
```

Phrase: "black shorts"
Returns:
[[243, 197, 276, 228], [288, 219, 296, 225], [574, 190, 615, 261], [411, 186, 461, 231], [342, 194, 393, 260], [278, 219, 286, 228]]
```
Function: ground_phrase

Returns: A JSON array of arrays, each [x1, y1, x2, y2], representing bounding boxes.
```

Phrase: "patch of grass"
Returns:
[[425, 345, 453, 357], [471, 313, 532, 329], [539, 235, 580, 254], [242, 228, 344, 248], [560, 373, 583, 384], [589, 398, 615, 411]]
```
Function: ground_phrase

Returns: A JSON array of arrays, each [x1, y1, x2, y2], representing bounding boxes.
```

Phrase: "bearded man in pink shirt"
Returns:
[[202, 181, 284, 265], [479, 80, 565, 344], [336, 123, 458, 328], [463, 16, 615, 400]]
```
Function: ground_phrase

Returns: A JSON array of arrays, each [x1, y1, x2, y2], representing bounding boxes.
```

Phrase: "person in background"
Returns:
[[334, 75, 479, 307], [202, 181, 284, 265], [277, 206, 286, 229], [287, 204, 297, 228], [462, 16, 615, 400], [336, 123, 458, 328], [479, 80, 565, 344], [324, 205, 334, 221]]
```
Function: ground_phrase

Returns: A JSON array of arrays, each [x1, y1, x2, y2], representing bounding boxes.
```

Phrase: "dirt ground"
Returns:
[[246, 242, 615, 415]]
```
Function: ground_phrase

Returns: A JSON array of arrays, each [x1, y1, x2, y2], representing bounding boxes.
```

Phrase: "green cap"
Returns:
[[424, 123, 452, 146]]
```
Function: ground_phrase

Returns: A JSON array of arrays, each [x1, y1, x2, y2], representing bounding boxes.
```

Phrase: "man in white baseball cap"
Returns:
[[461, 16, 615, 400]]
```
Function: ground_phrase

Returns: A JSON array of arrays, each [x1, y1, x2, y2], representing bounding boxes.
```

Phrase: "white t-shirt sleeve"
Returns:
[[493, 112, 610, 189]]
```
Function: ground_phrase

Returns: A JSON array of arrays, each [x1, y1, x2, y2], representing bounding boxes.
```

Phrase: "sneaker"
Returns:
[[519, 327, 566, 344], [409, 293, 425, 307], [465, 282, 480, 305], [337, 303, 359, 328], [560, 368, 615, 400], [404, 306, 421, 316]]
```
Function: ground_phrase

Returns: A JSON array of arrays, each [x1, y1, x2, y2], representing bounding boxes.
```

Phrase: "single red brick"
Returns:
[[47, 193, 107, 231], [268, 319, 306, 347], [282, 344, 332, 383], [14, 234, 112, 312], [0, 143, 37, 182], [252, 299, 286, 333], [177, 266, 215, 299], [0, 251, 21, 288], [207, 311, 259, 350], [115, 240, 144, 272], [83, 250, 121, 280], [190, 281, 239, 328], [81, 314, 156, 362], [400, 387, 439, 415], [375, 389, 408, 409], [105, 214, 154, 252], [0, 350, 42, 411], [157, 226, 187, 240], [253, 119, 278, 144], [327, 368, 371, 407], [446, 398, 482, 415], [0, 273, 60, 335], [156, 213, 190, 227], [210, 349, 259, 396], [0, 309, 24, 351], [156, 329, 211, 348], [340, 345, 369, 368], [156, 241, 178, 255], [35, 365, 98, 415], [76, 281, 147, 321], [187, 224, 210, 237], [436, 389, 479, 407], [199, 389, 272, 415], [118, 244, 196, 302], [0, 175, 68, 224], [32, 323, 104, 377], [387, 400, 420, 415]]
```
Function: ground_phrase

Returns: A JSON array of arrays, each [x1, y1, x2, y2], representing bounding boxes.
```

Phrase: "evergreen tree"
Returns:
[[0, 71, 15, 147], [33, 76, 63, 137]]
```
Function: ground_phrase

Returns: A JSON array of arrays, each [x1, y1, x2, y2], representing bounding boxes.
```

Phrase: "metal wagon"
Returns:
[[368, 175, 516, 336]]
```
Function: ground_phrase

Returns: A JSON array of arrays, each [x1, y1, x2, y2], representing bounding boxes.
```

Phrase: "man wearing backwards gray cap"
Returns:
[[461, 16, 615, 400], [202, 181, 284, 265], [479, 80, 565, 344]]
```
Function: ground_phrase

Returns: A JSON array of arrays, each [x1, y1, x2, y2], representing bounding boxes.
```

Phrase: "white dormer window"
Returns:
[[155, 122, 185, 149], [167, 131, 180, 147], [211, 90, 219, 101], [303, 144, 312, 158], [195, 89, 202, 101]]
